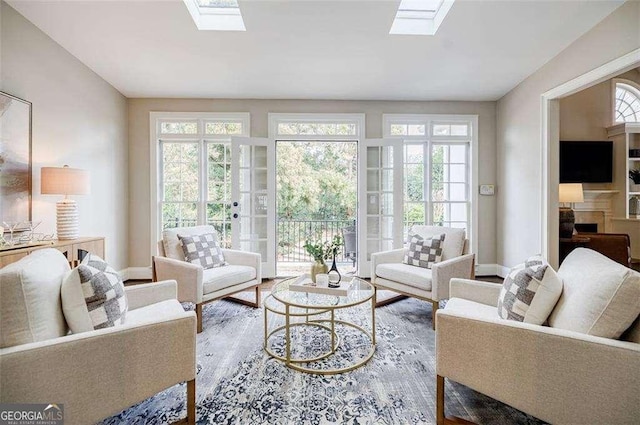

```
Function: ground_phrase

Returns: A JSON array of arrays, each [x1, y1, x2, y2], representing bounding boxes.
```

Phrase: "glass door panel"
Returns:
[[358, 139, 403, 277], [231, 137, 276, 278]]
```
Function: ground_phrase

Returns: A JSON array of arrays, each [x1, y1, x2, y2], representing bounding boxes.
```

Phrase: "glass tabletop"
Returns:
[[270, 276, 374, 309]]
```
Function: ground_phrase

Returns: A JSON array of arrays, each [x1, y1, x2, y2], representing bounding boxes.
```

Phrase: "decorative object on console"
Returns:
[[558, 183, 583, 238], [41, 165, 90, 240]]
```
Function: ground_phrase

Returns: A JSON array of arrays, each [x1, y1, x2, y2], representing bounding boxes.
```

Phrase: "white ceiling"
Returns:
[[7, 0, 624, 101]]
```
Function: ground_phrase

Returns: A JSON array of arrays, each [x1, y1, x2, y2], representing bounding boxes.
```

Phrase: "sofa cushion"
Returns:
[[549, 248, 640, 339], [445, 297, 500, 321], [162, 225, 217, 260], [497, 255, 563, 325], [376, 263, 432, 291], [403, 233, 445, 269], [203, 265, 257, 294], [409, 225, 465, 261], [126, 299, 185, 326], [0, 249, 70, 348], [178, 233, 227, 269], [61, 254, 128, 333]]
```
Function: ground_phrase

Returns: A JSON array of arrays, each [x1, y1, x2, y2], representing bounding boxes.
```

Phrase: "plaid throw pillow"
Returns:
[[403, 233, 446, 269], [497, 255, 563, 324], [178, 233, 227, 269], [61, 253, 128, 333]]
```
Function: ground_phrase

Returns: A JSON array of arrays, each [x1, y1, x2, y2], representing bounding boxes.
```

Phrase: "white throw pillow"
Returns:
[[497, 255, 563, 325], [61, 254, 128, 333], [549, 248, 640, 339], [0, 249, 70, 348]]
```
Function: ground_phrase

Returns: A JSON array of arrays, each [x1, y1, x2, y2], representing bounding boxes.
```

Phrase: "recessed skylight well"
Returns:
[[183, 0, 245, 31], [390, 0, 455, 35]]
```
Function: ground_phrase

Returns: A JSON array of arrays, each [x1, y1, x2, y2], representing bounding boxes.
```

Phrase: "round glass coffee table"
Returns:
[[263, 276, 376, 375]]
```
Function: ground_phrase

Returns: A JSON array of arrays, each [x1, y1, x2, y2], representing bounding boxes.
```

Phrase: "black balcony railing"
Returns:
[[277, 218, 355, 263]]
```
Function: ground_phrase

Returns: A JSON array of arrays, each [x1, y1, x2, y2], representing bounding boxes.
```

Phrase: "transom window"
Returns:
[[615, 81, 640, 123], [269, 113, 365, 140], [152, 113, 250, 247], [383, 114, 477, 241]]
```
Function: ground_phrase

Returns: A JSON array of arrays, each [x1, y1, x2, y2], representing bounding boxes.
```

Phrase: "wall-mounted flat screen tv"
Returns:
[[560, 141, 613, 183]]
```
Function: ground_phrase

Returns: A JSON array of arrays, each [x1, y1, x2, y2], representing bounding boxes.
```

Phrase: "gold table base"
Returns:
[[263, 287, 377, 375]]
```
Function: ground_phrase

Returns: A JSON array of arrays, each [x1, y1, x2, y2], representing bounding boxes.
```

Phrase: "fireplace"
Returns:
[[575, 223, 598, 233]]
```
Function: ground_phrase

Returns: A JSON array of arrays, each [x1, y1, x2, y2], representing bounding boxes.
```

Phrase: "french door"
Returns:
[[357, 139, 404, 277], [231, 137, 276, 278]]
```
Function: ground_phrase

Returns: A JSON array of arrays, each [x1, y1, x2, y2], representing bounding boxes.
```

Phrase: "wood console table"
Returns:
[[0, 237, 105, 269]]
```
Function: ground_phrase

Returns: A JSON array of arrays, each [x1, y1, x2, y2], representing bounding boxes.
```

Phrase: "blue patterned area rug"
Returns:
[[102, 293, 545, 425]]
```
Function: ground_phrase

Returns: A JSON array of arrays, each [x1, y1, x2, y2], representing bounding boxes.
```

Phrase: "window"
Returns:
[[152, 113, 250, 249], [182, 0, 245, 31], [384, 114, 477, 244], [390, 0, 456, 35], [269, 113, 365, 140], [615, 81, 640, 123]]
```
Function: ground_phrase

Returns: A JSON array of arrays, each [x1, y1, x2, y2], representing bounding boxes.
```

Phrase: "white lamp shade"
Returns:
[[559, 183, 584, 203], [41, 166, 90, 196]]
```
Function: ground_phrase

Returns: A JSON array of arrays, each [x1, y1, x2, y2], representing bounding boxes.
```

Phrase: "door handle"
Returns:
[[233, 202, 238, 207], [233, 213, 239, 219]]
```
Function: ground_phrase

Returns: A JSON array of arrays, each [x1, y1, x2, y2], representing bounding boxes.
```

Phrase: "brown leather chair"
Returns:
[[577, 232, 631, 267]]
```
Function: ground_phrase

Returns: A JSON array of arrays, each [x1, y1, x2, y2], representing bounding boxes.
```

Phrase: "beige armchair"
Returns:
[[153, 225, 261, 333], [371, 225, 475, 329], [436, 255, 640, 424], [0, 249, 196, 425]]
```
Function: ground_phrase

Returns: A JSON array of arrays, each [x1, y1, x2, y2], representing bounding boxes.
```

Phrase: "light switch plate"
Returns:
[[479, 184, 495, 196]]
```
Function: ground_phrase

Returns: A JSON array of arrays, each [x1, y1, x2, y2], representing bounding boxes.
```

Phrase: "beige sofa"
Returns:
[[436, 248, 640, 425], [0, 249, 197, 425], [371, 225, 475, 329], [153, 225, 261, 333]]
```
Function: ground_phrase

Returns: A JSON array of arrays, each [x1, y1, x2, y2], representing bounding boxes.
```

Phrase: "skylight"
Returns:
[[390, 0, 455, 35], [183, 0, 245, 31]]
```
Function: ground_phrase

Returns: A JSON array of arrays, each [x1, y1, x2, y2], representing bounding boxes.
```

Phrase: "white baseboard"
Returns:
[[497, 265, 510, 278], [119, 267, 152, 281]]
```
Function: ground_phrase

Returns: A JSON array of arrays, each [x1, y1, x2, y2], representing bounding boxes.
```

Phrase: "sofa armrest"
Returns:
[[0, 311, 196, 425], [153, 256, 203, 304], [436, 309, 640, 425], [449, 277, 502, 306], [221, 249, 262, 282], [125, 280, 177, 310], [431, 254, 475, 301], [371, 248, 406, 280]]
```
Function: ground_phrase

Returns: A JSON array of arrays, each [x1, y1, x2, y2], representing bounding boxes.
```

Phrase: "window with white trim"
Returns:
[[153, 113, 249, 247], [384, 115, 476, 236], [615, 80, 640, 123]]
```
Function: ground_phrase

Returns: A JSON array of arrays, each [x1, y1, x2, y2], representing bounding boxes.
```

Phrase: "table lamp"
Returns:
[[558, 183, 583, 239], [41, 165, 90, 240]]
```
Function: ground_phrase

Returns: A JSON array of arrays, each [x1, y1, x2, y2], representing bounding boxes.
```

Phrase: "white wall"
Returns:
[[1, 2, 129, 270], [128, 98, 497, 270], [496, 0, 640, 268], [560, 69, 640, 141]]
